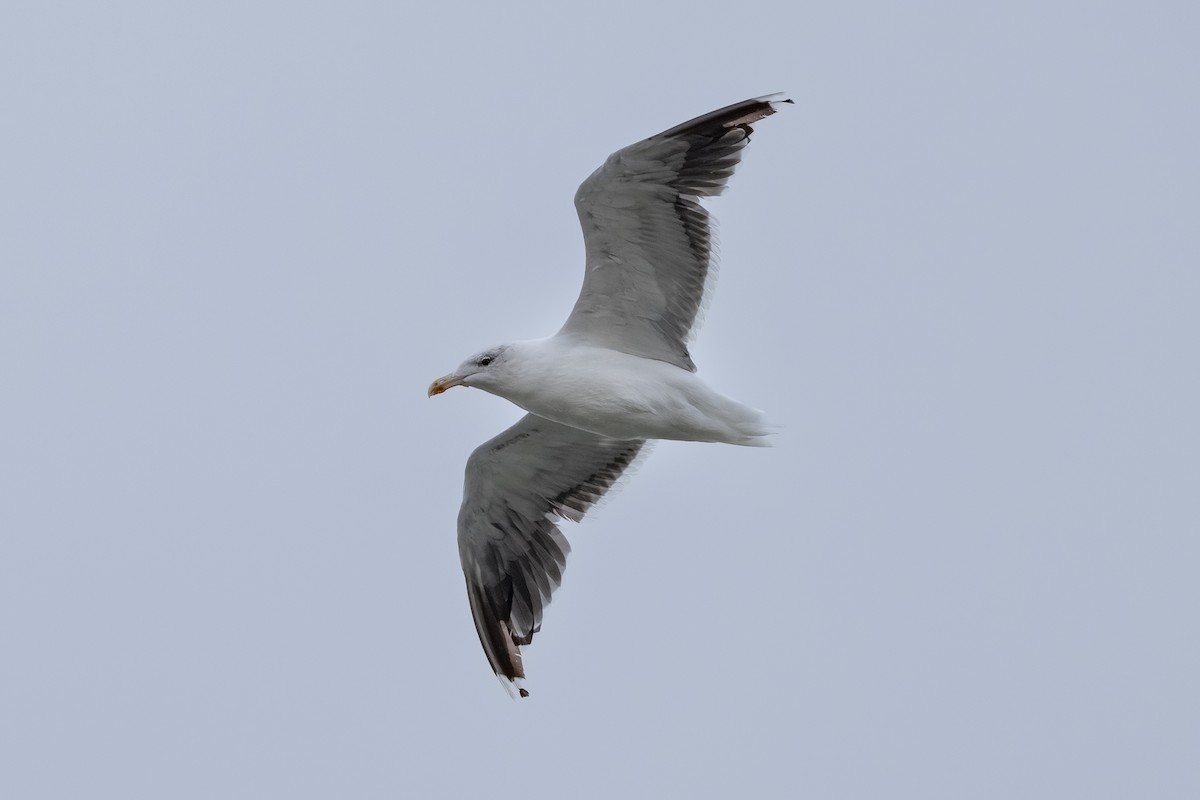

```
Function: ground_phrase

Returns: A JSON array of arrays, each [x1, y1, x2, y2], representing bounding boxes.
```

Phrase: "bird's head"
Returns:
[[428, 345, 513, 397]]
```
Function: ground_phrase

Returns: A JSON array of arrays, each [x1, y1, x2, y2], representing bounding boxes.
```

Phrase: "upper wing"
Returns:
[[458, 413, 645, 697], [559, 94, 791, 371]]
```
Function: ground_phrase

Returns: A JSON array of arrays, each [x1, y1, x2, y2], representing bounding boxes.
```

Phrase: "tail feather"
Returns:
[[705, 393, 775, 446], [729, 407, 776, 447]]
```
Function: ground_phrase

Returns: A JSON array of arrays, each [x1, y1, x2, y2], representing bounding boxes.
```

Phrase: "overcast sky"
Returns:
[[3, 2, 1198, 798]]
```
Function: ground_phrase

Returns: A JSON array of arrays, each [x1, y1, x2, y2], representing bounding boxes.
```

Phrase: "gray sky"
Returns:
[[3, 2, 1198, 797]]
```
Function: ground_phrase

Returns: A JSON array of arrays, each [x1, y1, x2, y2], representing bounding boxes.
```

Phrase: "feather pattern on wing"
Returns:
[[457, 414, 644, 696], [560, 94, 792, 371]]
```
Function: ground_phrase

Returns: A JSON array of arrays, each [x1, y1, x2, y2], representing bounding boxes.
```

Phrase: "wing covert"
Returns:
[[457, 414, 645, 696], [559, 95, 791, 370]]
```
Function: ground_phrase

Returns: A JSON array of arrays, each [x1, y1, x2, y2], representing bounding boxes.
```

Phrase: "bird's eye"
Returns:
[[479, 356, 493, 367]]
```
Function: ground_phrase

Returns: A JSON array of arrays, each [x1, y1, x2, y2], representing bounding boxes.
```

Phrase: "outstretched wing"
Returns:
[[559, 94, 791, 371], [458, 414, 645, 697]]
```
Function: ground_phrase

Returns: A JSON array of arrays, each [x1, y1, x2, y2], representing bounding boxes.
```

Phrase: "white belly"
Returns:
[[499, 343, 770, 446]]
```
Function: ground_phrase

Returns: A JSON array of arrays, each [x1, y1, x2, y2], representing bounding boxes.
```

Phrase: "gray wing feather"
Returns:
[[560, 95, 791, 371], [458, 414, 644, 696]]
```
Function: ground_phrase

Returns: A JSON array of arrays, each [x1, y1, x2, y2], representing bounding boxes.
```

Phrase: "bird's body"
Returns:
[[465, 337, 772, 445], [428, 94, 790, 696]]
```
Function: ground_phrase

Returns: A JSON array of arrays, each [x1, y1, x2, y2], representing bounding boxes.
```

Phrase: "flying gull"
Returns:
[[428, 94, 791, 696]]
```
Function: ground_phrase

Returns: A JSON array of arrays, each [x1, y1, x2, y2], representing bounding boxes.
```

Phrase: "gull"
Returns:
[[428, 95, 790, 696]]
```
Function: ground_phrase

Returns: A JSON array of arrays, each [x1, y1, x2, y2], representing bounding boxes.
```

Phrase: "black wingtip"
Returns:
[[653, 95, 791, 141], [465, 575, 527, 688]]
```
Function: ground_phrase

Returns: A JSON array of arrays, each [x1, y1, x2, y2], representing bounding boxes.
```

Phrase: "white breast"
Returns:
[[496, 338, 771, 445]]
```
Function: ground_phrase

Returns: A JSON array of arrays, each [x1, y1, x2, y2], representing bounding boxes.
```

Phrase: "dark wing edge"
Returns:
[[562, 94, 792, 371], [650, 93, 793, 142], [457, 414, 646, 698]]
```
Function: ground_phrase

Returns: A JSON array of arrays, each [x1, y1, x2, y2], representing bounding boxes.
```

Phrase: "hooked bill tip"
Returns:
[[428, 374, 465, 397]]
